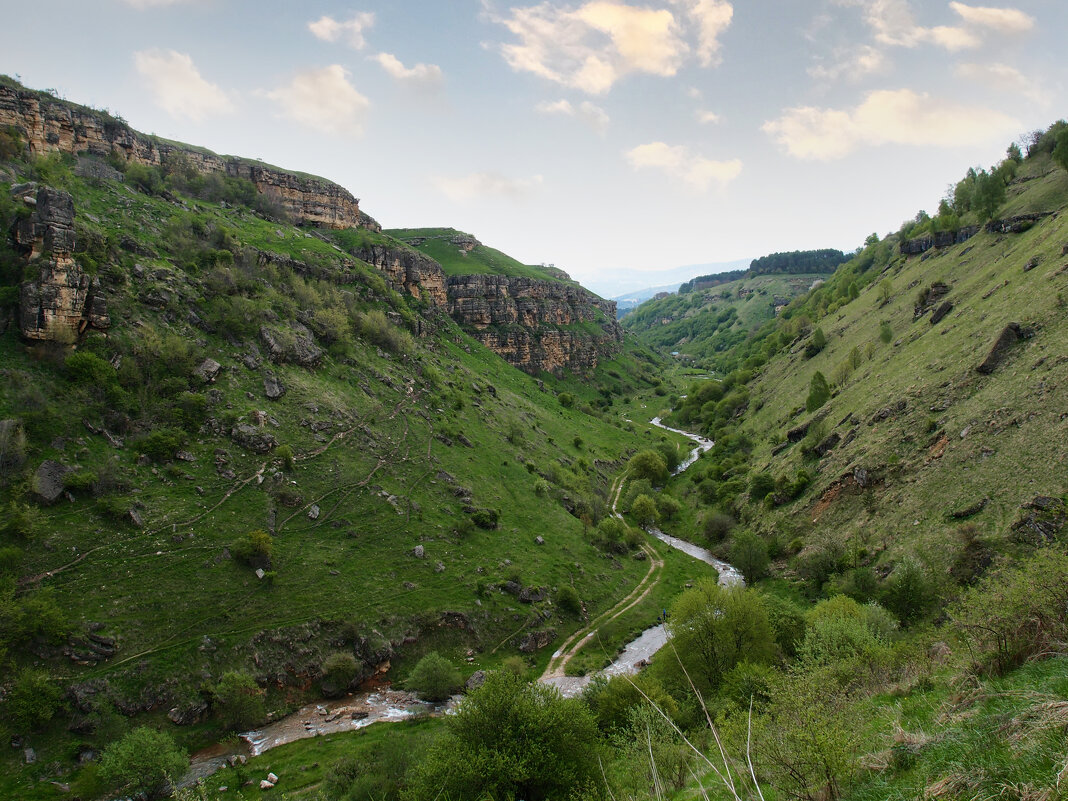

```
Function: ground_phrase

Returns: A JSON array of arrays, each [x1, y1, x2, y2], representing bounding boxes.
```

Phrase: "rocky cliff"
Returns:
[[13, 184, 109, 340], [446, 275, 622, 375], [354, 242, 449, 306], [0, 82, 362, 229]]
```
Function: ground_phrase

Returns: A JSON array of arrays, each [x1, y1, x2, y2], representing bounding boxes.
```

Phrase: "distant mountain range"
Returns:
[[582, 258, 753, 302]]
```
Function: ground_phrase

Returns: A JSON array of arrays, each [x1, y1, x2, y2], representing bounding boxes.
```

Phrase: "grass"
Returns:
[[386, 227, 578, 283]]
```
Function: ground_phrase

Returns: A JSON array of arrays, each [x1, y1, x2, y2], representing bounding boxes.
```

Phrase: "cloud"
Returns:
[[956, 61, 1048, 104], [949, 1, 1034, 33], [678, 0, 733, 66], [431, 171, 544, 201], [535, 98, 611, 134], [308, 12, 375, 49], [122, 0, 193, 6], [492, 1, 733, 94], [373, 53, 444, 86], [263, 66, 370, 137], [133, 49, 231, 122], [625, 142, 742, 190], [762, 88, 1019, 160], [838, 0, 1032, 52], [808, 44, 887, 81], [696, 110, 720, 124]]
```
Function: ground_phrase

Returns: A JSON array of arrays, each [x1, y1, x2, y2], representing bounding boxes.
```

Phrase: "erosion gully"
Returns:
[[184, 417, 740, 784]]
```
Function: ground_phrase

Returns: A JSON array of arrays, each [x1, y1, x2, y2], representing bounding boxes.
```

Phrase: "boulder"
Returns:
[[929, 301, 953, 325], [518, 586, 547, 603], [518, 629, 557, 653], [412, 544, 424, 559], [308, 505, 320, 520], [34, 459, 68, 504], [264, 374, 285, 400], [194, 358, 222, 383], [465, 670, 487, 691], [231, 423, 278, 454], [976, 322, 1026, 374]]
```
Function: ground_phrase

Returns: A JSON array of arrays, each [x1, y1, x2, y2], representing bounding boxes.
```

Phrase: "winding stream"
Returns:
[[185, 416, 740, 779]]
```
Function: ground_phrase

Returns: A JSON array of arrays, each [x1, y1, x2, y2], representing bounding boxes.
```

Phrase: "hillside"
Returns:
[[386, 227, 573, 283], [623, 269, 831, 361]]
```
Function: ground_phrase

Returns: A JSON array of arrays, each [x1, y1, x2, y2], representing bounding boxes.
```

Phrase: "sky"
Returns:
[[1, 0, 1065, 296]]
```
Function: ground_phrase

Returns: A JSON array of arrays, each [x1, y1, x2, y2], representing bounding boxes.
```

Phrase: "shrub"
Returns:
[[656, 493, 681, 521], [702, 510, 735, 543], [213, 671, 265, 731], [881, 556, 934, 625], [583, 672, 679, 733], [558, 392, 574, 408], [275, 444, 295, 471], [628, 450, 668, 484], [135, 427, 187, 463], [2, 501, 41, 540], [99, 727, 187, 799], [470, 507, 499, 529], [630, 494, 659, 527], [321, 652, 361, 697], [729, 531, 770, 582], [232, 529, 272, 569], [406, 652, 461, 701], [806, 371, 830, 412], [556, 584, 582, 616], [5, 668, 63, 731]]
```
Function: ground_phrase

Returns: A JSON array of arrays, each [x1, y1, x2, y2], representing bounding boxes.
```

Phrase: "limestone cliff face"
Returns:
[[0, 84, 362, 229], [14, 185, 109, 340], [446, 275, 622, 375], [355, 243, 449, 306]]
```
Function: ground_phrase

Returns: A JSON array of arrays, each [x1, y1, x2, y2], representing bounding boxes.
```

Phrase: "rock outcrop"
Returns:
[[0, 82, 363, 229], [353, 243, 448, 306], [446, 275, 623, 375], [14, 185, 109, 341]]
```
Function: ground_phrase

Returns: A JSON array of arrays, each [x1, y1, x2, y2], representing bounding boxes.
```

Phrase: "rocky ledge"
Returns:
[[446, 275, 622, 375], [0, 83, 363, 229], [12, 184, 109, 341]]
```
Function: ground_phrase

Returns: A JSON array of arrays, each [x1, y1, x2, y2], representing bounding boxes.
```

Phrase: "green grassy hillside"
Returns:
[[387, 227, 575, 283]]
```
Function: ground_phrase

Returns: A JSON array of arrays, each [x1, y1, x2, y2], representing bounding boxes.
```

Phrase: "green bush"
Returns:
[[231, 529, 272, 568], [556, 584, 582, 616], [630, 494, 659, 527], [806, 371, 830, 412], [729, 530, 770, 582], [406, 652, 461, 701], [470, 507, 499, 529], [99, 727, 187, 799], [321, 652, 361, 697], [135, 427, 187, 463], [5, 668, 63, 731], [213, 670, 265, 731], [275, 444, 295, 471], [557, 392, 574, 408]]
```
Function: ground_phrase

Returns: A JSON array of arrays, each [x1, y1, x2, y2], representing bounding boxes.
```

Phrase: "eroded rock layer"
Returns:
[[0, 84, 362, 229]]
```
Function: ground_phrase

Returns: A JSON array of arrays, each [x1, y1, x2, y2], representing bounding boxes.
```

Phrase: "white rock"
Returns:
[[255, 568, 265, 579], [260, 779, 275, 790], [267, 772, 278, 783]]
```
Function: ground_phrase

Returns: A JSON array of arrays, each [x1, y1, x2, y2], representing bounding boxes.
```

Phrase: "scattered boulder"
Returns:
[[412, 544, 425, 559], [465, 670, 486, 691], [260, 779, 275, 790], [929, 301, 953, 325], [194, 358, 222, 383], [24, 748, 36, 765], [33, 459, 68, 504], [230, 424, 278, 454], [812, 432, 841, 458], [534, 536, 545, 545], [518, 629, 557, 653], [264, 374, 286, 400], [518, 586, 547, 603], [267, 772, 278, 784], [308, 504, 320, 520], [976, 322, 1031, 374], [949, 498, 988, 519], [167, 699, 209, 726], [1011, 496, 1066, 544], [1023, 256, 1040, 272]]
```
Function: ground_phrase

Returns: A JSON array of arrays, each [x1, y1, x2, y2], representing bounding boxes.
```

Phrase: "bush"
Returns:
[[656, 493, 681, 521], [232, 529, 272, 569], [406, 671, 600, 801], [558, 392, 575, 408], [321, 652, 361, 697], [806, 371, 830, 411], [729, 530, 770, 582], [470, 507, 499, 529], [99, 727, 187, 799], [628, 450, 668, 484], [630, 494, 659, 527], [5, 668, 63, 731], [881, 556, 934, 625], [702, 510, 735, 542], [556, 584, 582, 616], [135, 427, 187, 463], [213, 670, 265, 731], [275, 444, 295, 471], [583, 672, 678, 732], [406, 652, 461, 701]]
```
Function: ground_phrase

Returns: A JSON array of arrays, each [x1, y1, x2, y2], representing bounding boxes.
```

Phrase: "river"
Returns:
[[185, 415, 739, 779]]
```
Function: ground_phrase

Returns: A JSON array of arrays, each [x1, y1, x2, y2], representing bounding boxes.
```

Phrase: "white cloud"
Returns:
[[308, 12, 375, 50], [677, 0, 733, 66], [696, 110, 720, 124], [133, 49, 231, 122], [625, 142, 741, 190], [373, 53, 444, 86], [949, 1, 1034, 33], [956, 61, 1048, 104], [431, 171, 544, 201], [493, 1, 733, 94], [808, 44, 887, 81], [763, 88, 1019, 160], [535, 98, 611, 134], [263, 66, 370, 137]]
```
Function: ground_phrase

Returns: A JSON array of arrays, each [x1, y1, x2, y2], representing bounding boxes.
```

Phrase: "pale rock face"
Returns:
[[0, 84, 364, 230], [16, 187, 109, 341]]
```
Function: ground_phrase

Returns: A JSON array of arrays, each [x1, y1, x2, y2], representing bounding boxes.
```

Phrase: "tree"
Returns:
[[406, 671, 600, 801], [213, 670, 265, 731], [972, 168, 1006, 220], [556, 584, 582, 616], [877, 279, 892, 307], [5, 669, 62, 731], [1006, 141, 1023, 164], [99, 727, 187, 799], [406, 651, 461, 701], [729, 531, 770, 582], [1053, 127, 1068, 172], [628, 450, 669, 484], [806, 371, 830, 412], [630, 494, 659, 528], [321, 652, 361, 697], [881, 557, 934, 625], [666, 579, 776, 696]]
